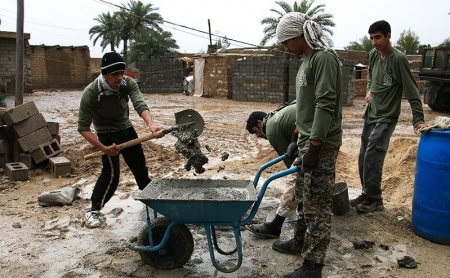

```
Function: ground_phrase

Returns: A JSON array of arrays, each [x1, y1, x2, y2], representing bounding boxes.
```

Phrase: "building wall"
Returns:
[[30, 45, 91, 90], [232, 56, 288, 103], [139, 56, 183, 93], [0, 32, 32, 94], [202, 55, 237, 99]]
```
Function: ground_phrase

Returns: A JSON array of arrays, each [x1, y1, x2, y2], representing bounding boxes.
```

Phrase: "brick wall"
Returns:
[[232, 56, 288, 102], [139, 56, 183, 93], [0, 32, 32, 94], [30, 45, 91, 90]]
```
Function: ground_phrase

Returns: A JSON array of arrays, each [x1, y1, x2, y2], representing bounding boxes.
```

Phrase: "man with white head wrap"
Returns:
[[272, 12, 342, 278]]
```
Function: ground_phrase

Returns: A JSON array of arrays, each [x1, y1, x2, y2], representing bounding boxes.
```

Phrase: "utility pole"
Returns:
[[208, 19, 212, 46], [15, 0, 24, 106]]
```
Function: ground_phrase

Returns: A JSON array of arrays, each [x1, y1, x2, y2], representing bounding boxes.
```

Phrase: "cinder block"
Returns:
[[12, 113, 48, 138], [19, 153, 37, 169], [47, 122, 59, 136], [29, 139, 62, 163], [17, 127, 52, 152], [5, 162, 29, 181], [0, 153, 12, 169], [49, 156, 71, 177], [1, 101, 39, 126]]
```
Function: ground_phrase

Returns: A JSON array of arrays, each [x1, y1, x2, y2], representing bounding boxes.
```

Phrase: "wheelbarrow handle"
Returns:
[[252, 154, 289, 187]]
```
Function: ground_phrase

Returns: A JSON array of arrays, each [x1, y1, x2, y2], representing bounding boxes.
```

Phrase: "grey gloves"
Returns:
[[286, 141, 298, 158], [293, 142, 322, 173]]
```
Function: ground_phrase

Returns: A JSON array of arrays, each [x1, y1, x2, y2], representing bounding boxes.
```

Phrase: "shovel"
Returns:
[[83, 109, 204, 160]]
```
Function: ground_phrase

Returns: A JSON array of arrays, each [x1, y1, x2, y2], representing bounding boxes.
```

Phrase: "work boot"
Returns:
[[272, 238, 303, 255], [356, 198, 384, 213], [282, 259, 323, 278], [349, 193, 367, 207]]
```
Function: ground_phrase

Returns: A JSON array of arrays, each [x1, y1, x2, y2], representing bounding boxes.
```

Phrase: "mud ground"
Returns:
[[0, 91, 449, 278]]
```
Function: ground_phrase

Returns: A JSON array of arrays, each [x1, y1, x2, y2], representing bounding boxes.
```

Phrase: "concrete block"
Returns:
[[1, 101, 39, 126], [29, 139, 62, 163], [5, 162, 29, 181], [47, 122, 59, 136], [49, 156, 71, 177], [19, 153, 37, 169], [17, 127, 52, 152], [0, 153, 12, 169], [13, 113, 48, 138]]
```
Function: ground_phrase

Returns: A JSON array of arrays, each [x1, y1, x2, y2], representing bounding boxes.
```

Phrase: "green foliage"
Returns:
[[89, 0, 172, 63], [438, 37, 450, 47], [344, 35, 373, 58], [260, 0, 335, 47], [395, 28, 420, 54], [89, 12, 120, 52], [128, 29, 179, 65]]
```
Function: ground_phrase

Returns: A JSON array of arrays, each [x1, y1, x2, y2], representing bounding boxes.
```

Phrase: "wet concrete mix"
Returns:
[[172, 125, 208, 174]]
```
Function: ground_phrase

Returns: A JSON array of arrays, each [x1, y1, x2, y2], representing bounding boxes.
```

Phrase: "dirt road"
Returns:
[[0, 91, 449, 278]]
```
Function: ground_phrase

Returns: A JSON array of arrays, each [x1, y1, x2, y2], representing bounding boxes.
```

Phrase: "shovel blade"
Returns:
[[175, 109, 204, 136]]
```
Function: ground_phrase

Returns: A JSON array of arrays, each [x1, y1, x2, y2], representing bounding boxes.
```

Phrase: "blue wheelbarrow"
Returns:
[[131, 155, 298, 273]]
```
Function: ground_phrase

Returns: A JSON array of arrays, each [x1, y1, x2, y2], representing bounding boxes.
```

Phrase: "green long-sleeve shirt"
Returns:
[[265, 104, 297, 167], [77, 76, 149, 134], [365, 48, 425, 127], [295, 50, 343, 152]]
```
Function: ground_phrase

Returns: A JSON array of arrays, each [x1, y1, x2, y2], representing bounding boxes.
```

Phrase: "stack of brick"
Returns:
[[232, 56, 288, 102], [0, 101, 64, 171], [341, 65, 356, 106], [139, 56, 183, 93]]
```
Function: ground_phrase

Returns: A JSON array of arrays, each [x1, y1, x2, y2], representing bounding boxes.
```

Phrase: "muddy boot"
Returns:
[[356, 198, 384, 213], [282, 259, 323, 278], [272, 238, 303, 255], [349, 193, 367, 207]]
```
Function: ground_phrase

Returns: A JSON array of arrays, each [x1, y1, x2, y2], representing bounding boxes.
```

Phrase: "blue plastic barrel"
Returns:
[[412, 129, 450, 245]]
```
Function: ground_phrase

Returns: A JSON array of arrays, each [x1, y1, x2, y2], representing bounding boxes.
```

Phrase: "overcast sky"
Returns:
[[1, 0, 449, 58]]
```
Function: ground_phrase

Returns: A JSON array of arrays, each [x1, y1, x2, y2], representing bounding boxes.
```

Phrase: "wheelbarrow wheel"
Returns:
[[136, 217, 194, 269]]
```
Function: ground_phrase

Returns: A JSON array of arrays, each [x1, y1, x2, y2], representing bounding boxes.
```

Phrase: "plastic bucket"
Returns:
[[412, 130, 450, 245], [332, 182, 349, 216]]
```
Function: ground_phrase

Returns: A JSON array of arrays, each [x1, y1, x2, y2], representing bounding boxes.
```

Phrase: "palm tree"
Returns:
[[89, 12, 120, 52], [118, 0, 163, 63], [396, 28, 420, 54], [128, 29, 179, 65], [344, 35, 373, 58], [260, 0, 335, 47]]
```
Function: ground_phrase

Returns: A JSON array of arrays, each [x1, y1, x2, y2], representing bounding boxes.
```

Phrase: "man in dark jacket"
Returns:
[[77, 52, 164, 228]]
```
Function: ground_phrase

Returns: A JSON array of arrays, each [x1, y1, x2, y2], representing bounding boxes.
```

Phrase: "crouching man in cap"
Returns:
[[77, 52, 164, 228]]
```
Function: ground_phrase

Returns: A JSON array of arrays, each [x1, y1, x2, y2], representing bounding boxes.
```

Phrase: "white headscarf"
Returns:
[[276, 12, 335, 54]]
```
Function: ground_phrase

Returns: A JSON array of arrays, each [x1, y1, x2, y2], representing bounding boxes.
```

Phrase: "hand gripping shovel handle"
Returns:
[[83, 128, 170, 161]]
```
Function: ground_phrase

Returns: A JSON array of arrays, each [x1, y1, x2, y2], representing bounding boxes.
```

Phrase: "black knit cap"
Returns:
[[101, 52, 126, 75]]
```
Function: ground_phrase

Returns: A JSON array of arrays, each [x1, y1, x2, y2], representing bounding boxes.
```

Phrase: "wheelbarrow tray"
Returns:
[[136, 179, 257, 224]]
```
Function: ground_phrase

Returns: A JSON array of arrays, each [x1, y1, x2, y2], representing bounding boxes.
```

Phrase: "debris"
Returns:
[[352, 239, 374, 249], [217, 165, 225, 173], [221, 152, 229, 161], [37, 187, 79, 207], [397, 256, 417, 269], [205, 144, 212, 152]]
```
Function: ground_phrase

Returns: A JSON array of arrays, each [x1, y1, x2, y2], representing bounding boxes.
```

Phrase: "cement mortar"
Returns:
[[172, 129, 208, 174]]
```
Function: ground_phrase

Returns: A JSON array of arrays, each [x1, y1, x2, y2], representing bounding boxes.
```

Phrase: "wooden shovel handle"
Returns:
[[83, 129, 167, 160]]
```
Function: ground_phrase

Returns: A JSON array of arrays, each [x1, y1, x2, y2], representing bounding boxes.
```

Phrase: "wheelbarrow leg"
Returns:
[[204, 225, 243, 273], [211, 225, 237, 255]]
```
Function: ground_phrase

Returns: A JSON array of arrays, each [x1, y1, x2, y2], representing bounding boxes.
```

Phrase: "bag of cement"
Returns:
[[38, 187, 79, 207]]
